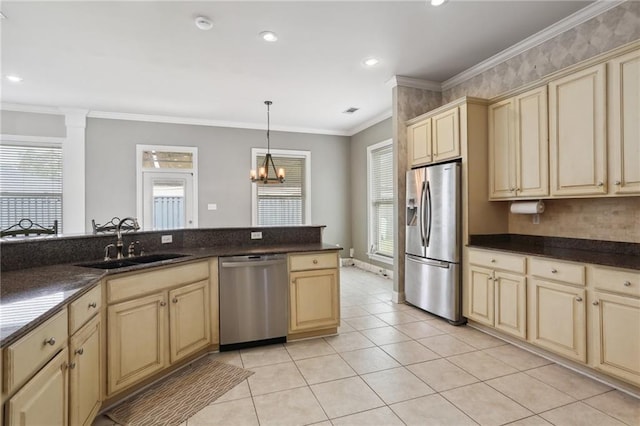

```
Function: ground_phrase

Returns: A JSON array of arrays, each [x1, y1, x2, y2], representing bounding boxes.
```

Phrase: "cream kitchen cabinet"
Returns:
[[407, 105, 460, 168], [549, 63, 607, 196], [168, 280, 211, 364], [408, 119, 432, 166], [466, 249, 527, 339], [288, 252, 340, 337], [489, 86, 548, 199], [608, 49, 640, 195], [69, 315, 102, 426]]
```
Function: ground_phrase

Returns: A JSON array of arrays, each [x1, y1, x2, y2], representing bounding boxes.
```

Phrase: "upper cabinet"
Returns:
[[407, 105, 460, 168], [549, 63, 607, 197], [608, 49, 640, 195], [408, 120, 432, 166], [489, 86, 548, 199]]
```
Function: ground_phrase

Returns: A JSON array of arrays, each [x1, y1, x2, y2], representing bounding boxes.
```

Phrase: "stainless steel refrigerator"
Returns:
[[405, 161, 463, 324]]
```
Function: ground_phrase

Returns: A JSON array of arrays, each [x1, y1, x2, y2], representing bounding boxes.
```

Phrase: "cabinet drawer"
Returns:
[[468, 249, 526, 274], [69, 284, 102, 334], [592, 266, 640, 297], [530, 257, 584, 285], [289, 252, 338, 271], [107, 261, 209, 303], [4, 308, 68, 394]]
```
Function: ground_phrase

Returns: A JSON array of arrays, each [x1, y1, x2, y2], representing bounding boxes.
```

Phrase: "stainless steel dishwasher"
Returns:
[[219, 254, 288, 351]]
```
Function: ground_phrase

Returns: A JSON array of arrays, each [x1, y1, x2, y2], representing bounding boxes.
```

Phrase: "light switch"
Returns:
[[207, 203, 217, 211]]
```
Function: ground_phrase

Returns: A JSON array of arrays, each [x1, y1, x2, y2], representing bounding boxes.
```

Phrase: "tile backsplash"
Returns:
[[508, 197, 640, 243]]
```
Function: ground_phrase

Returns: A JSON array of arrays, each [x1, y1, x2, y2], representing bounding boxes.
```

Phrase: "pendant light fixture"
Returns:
[[250, 101, 285, 184]]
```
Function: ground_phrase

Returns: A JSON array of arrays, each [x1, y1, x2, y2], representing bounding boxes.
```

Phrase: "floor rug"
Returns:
[[106, 356, 253, 426]]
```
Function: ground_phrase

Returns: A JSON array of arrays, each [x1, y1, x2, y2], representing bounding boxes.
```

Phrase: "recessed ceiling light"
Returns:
[[363, 58, 379, 67], [195, 16, 213, 31], [431, 0, 446, 6], [260, 31, 278, 42], [343, 107, 360, 114], [6, 75, 23, 83]]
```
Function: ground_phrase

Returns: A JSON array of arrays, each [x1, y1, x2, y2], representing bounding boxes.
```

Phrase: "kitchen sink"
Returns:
[[76, 253, 188, 270]]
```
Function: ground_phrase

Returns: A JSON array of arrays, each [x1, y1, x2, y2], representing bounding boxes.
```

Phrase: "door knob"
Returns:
[[160, 301, 167, 307], [575, 296, 583, 302], [44, 337, 56, 346], [592, 301, 599, 306], [172, 297, 178, 303]]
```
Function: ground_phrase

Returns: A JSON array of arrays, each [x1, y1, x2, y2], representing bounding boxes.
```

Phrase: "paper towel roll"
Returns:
[[510, 200, 545, 214]]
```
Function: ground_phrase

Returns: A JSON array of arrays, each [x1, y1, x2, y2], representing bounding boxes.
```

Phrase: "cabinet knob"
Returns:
[[490, 259, 496, 263], [551, 268, 557, 274], [88, 302, 97, 309], [44, 337, 56, 346], [172, 297, 178, 303], [75, 348, 84, 355], [69, 362, 76, 369], [509, 187, 515, 192], [313, 259, 318, 264], [623, 281, 631, 287], [593, 301, 599, 306], [597, 181, 604, 187], [614, 180, 621, 186], [575, 296, 583, 302], [160, 301, 167, 307]]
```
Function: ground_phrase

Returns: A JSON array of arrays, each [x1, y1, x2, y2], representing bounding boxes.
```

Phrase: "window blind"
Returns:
[[370, 143, 394, 258], [0, 144, 63, 231], [256, 155, 305, 226]]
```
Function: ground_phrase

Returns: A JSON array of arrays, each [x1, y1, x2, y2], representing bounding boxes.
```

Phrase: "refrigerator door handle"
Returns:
[[420, 181, 426, 246], [425, 181, 432, 247], [406, 254, 450, 269]]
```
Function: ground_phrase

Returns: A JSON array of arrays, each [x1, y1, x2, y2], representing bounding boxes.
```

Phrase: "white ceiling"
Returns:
[[1, 1, 595, 136]]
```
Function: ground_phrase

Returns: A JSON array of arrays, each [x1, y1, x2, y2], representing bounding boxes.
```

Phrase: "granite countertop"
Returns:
[[0, 243, 341, 348], [468, 234, 640, 271]]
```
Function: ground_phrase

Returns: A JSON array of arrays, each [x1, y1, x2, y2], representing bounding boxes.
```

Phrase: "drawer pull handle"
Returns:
[[172, 298, 178, 304], [593, 301, 599, 306], [575, 297, 583, 302], [490, 259, 496, 263], [69, 362, 76, 369], [551, 269, 557, 274], [75, 348, 84, 355], [623, 281, 631, 287], [44, 337, 56, 346], [160, 301, 167, 307], [313, 259, 318, 264], [88, 302, 97, 309]]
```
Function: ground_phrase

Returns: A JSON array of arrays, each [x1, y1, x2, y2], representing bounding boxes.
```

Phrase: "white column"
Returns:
[[62, 109, 88, 234]]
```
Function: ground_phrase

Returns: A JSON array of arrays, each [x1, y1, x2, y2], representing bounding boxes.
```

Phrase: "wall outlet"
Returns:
[[161, 235, 173, 244], [349, 248, 354, 257], [251, 231, 262, 240]]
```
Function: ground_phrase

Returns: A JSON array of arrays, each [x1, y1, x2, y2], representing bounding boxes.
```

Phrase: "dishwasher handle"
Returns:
[[221, 259, 287, 268]]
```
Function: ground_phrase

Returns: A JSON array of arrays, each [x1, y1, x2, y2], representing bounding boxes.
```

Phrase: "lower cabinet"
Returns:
[[69, 315, 102, 426], [494, 272, 527, 338], [467, 266, 494, 327], [6, 348, 69, 426], [289, 269, 339, 332], [169, 280, 211, 364]]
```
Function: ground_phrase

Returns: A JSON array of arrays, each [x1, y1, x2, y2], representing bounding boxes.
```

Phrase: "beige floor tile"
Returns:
[[210, 351, 243, 368], [213, 379, 251, 403], [362, 367, 435, 404], [525, 364, 613, 400], [482, 345, 552, 371], [341, 306, 370, 318], [337, 322, 355, 333], [187, 397, 259, 426], [442, 382, 532, 426], [540, 402, 626, 426], [285, 338, 336, 360], [506, 415, 553, 425], [295, 354, 356, 384], [450, 327, 507, 349], [361, 302, 397, 314], [380, 340, 441, 365], [247, 361, 307, 396], [418, 334, 477, 357], [339, 346, 401, 374], [375, 311, 422, 325], [429, 319, 467, 333], [448, 350, 518, 380], [402, 307, 441, 321], [584, 390, 640, 426], [310, 376, 385, 419], [360, 326, 412, 345], [324, 331, 375, 352], [240, 345, 292, 368], [394, 321, 445, 339], [407, 358, 478, 392], [390, 394, 477, 426], [253, 387, 327, 426], [486, 372, 575, 413], [343, 315, 388, 330], [332, 406, 405, 426]]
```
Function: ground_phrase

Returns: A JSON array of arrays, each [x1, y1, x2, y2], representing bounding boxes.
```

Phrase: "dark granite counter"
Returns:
[[468, 234, 639, 271]]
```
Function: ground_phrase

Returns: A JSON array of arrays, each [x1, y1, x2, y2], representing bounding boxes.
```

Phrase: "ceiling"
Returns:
[[1, 1, 594, 136]]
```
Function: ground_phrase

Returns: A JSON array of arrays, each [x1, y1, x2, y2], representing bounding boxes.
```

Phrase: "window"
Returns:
[[251, 148, 311, 226], [367, 139, 394, 264], [0, 142, 63, 232]]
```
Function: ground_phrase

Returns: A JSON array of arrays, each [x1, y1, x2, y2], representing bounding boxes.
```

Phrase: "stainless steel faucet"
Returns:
[[115, 217, 140, 259]]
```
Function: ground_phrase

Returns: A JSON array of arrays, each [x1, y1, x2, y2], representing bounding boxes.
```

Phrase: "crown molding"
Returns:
[[441, 0, 626, 91], [347, 109, 393, 136], [1, 103, 63, 115], [386, 76, 442, 92]]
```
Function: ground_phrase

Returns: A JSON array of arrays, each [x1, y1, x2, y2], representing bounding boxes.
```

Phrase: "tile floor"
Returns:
[[95, 266, 640, 426]]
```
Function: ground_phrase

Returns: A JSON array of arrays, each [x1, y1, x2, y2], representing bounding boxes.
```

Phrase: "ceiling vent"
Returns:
[[343, 107, 359, 114]]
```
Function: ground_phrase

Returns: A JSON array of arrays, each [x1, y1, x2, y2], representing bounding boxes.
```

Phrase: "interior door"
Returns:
[[142, 171, 194, 230]]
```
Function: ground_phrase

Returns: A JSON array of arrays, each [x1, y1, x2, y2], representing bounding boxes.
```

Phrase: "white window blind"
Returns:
[[0, 144, 63, 231], [256, 155, 306, 226], [369, 141, 394, 260]]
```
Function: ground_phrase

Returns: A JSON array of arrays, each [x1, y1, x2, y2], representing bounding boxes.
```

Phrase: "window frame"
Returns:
[[367, 138, 394, 265], [251, 148, 311, 227]]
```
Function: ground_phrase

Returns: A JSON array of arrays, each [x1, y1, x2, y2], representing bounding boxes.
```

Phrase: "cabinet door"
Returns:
[[528, 279, 586, 362], [549, 63, 607, 196], [592, 291, 640, 386], [169, 280, 211, 364], [466, 266, 494, 326], [488, 99, 516, 199], [408, 120, 432, 166], [289, 269, 339, 332], [69, 315, 102, 426], [609, 50, 640, 195], [515, 86, 548, 198], [432, 107, 460, 162], [494, 272, 526, 339], [108, 293, 168, 395], [7, 348, 68, 426]]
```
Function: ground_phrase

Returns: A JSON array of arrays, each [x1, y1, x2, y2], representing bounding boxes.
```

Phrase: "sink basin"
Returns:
[[76, 253, 188, 269]]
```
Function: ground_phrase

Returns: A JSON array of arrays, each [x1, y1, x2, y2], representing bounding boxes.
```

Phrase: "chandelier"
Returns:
[[250, 101, 285, 184]]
